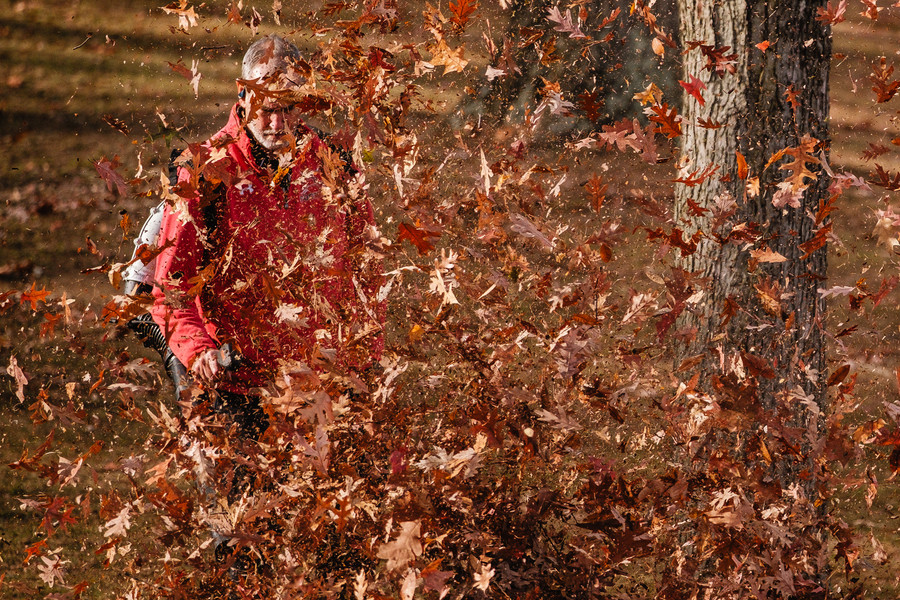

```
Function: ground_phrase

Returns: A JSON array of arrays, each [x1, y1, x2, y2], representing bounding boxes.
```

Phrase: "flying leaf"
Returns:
[[799, 222, 832, 259], [585, 175, 608, 212], [647, 103, 682, 138], [633, 82, 663, 106], [697, 117, 723, 129], [377, 521, 422, 571], [509, 213, 555, 250], [777, 135, 820, 192], [870, 57, 900, 103], [674, 164, 719, 187], [162, 2, 199, 29], [772, 181, 803, 209], [755, 278, 782, 317], [861, 143, 890, 161], [646, 227, 702, 256], [678, 74, 706, 106], [871, 164, 900, 191], [102, 114, 129, 135], [749, 247, 787, 263], [684, 41, 737, 75], [873, 276, 898, 307], [103, 504, 132, 538], [6, 356, 28, 402], [167, 59, 202, 97], [21, 282, 51, 311], [577, 89, 604, 122], [818, 285, 855, 298], [599, 119, 638, 152], [860, 0, 881, 20], [226, 0, 242, 23], [397, 222, 441, 255], [546, 5, 587, 39], [430, 39, 468, 74], [816, 0, 847, 23], [736, 151, 748, 179], [37, 554, 67, 588], [622, 291, 658, 324], [166, 59, 193, 79], [485, 65, 506, 81], [94, 156, 129, 196], [631, 119, 659, 163], [784, 85, 801, 112], [598, 7, 620, 28], [449, 0, 477, 29]]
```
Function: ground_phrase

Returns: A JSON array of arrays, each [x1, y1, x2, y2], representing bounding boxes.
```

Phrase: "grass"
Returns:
[[2, 0, 900, 597]]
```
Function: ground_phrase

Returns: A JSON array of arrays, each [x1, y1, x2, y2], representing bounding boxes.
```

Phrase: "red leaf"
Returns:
[[684, 41, 737, 75], [674, 164, 719, 187], [816, 0, 847, 24], [577, 89, 604, 122], [872, 276, 898, 307], [860, 0, 880, 20], [678, 74, 706, 106], [698, 117, 723, 129], [871, 164, 900, 190], [23, 539, 47, 564], [784, 85, 801, 111], [799, 223, 832, 259], [862, 142, 890, 161], [870, 57, 900, 103], [598, 7, 621, 28], [397, 222, 440, 255], [166, 59, 193, 79], [646, 227, 702, 257], [741, 351, 775, 379], [647, 103, 682, 139], [449, 0, 477, 29], [585, 175, 608, 212], [93, 156, 129, 196], [827, 364, 851, 386]]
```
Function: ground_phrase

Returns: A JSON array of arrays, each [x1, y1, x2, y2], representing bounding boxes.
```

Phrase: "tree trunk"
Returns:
[[675, 0, 830, 420], [673, 0, 749, 349], [672, 0, 831, 595]]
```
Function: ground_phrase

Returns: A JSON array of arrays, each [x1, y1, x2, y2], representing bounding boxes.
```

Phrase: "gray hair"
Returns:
[[241, 34, 301, 81]]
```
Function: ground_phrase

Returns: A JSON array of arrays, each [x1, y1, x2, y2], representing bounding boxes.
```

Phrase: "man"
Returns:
[[151, 35, 382, 433]]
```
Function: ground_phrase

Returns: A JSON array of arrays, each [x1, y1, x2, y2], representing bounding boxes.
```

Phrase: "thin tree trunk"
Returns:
[[674, 0, 749, 348]]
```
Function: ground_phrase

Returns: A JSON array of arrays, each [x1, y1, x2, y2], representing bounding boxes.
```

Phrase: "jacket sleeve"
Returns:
[[150, 173, 218, 368]]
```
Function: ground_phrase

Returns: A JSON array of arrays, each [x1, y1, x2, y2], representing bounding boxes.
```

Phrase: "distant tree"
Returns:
[[472, 0, 678, 125]]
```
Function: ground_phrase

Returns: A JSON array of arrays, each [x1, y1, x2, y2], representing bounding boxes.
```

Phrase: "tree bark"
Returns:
[[674, 0, 749, 347], [672, 0, 832, 595], [675, 0, 830, 415]]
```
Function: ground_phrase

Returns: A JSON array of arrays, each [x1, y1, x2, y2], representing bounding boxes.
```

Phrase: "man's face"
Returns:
[[241, 95, 303, 152]]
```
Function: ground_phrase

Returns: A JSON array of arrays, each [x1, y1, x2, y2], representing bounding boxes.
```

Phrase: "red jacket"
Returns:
[[151, 105, 382, 390]]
